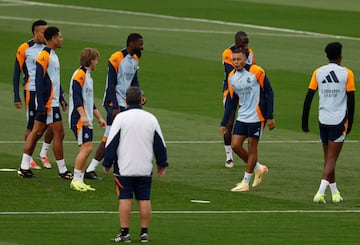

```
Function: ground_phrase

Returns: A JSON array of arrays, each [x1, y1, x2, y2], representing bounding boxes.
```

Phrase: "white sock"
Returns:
[[86, 159, 100, 172], [224, 145, 233, 161], [20, 153, 32, 170], [241, 172, 253, 184], [317, 179, 329, 194], [329, 182, 339, 194], [73, 169, 84, 182], [254, 162, 262, 171], [39, 142, 51, 157], [56, 159, 67, 174]]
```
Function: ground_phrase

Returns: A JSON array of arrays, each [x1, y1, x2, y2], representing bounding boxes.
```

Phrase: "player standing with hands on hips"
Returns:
[[103, 86, 168, 243], [302, 42, 355, 204]]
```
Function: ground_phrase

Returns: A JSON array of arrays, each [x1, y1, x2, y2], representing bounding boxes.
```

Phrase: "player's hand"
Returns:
[[346, 127, 352, 135], [267, 119, 275, 130], [103, 166, 110, 175], [81, 115, 89, 127], [219, 126, 228, 135], [60, 100, 68, 112], [37, 106, 46, 115], [98, 118, 106, 129], [14, 102, 22, 109], [157, 167, 167, 177], [302, 122, 310, 133]]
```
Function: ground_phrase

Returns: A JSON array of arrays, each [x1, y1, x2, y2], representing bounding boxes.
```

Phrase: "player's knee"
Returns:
[[54, 130, 65, 140], [33, 130, 44, 140], [82, 143, 93, 155], [231, 141, 239, 150]]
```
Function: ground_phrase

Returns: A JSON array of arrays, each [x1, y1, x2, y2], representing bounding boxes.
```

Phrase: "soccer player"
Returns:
[[103, 86, 168, 243], [220, 49, 275, 192], [17, 27, 73, 179], [221, 31, 256, 168], [13, 20, 53, 169], [68, 48, 106, 192], [302, 42, 355, 204], [85, 33, 146, 180]]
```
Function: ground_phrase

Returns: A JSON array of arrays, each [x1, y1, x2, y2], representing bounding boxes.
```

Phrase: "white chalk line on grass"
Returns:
[[1, 210, 360, 215], [0, 15, 325, 39], [0, 0, 359, 41]]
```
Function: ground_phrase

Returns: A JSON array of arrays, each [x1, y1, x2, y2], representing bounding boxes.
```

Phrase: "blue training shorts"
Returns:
[[113, 176, 152, 200], [35, 107, 62, 125], [24, 90, 37, 130], [71, 125, 93, 146], [233, 120, 262, 139], [319, 118, 346, 145], [104, 105, 126, 126]]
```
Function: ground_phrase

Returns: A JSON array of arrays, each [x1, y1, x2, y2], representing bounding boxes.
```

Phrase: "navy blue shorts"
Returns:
[[71, 125, 93, 146], [233, 121, 262, 139], [24, 90, 37, 130], [114, 176, 152, 200], [319, 118, 346, 145], [105, 105, 126, 126], [35, 107, 62, 125]]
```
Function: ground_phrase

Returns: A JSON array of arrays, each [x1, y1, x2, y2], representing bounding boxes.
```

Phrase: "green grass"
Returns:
[[0, 0, 360, 244]]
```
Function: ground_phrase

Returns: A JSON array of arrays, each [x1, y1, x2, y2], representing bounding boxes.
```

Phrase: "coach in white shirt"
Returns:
[[103, 86, 168, 243]]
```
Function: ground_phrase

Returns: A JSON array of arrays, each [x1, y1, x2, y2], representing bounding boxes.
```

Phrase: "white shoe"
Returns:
[[225, 160, 234, 168], [231, 182, 249, 192], [29, 160, 41, 170], [38, 156, 52, 169], [252, 165, 268, 188]]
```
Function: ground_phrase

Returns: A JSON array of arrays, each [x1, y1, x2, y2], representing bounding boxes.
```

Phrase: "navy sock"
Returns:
[[121, 227, 129, 236], [141, 227, 148, 234]]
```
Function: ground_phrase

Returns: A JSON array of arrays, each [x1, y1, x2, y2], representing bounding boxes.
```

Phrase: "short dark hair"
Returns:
[[127, 33, 143, 46], [232, 48, 247, 56], [235, 31, 248, 40], [44, 27, 60, 41], [325, 42, 342, 60], [126, 86, 142, 105], [32, 19, 47, 34]]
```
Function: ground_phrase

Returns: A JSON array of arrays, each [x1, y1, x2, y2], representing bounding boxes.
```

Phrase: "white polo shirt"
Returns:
[[103, 106, 168, 176]]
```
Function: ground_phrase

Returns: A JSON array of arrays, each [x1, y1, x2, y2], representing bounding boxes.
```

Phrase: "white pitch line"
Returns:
[[1, 210, 360, 215], [0, 0, 359, 41], [0, 15, 323, 39]]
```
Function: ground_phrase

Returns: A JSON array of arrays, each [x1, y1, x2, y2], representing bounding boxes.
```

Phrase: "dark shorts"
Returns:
[[233, 121, 262, 139], [105, 105, 126, 126], [35, 107, 62, 125], [113, 175, 152, 200], [71, 125, 93, 146], [319, 118, 346, 145], [24, 90, 36, 130]]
